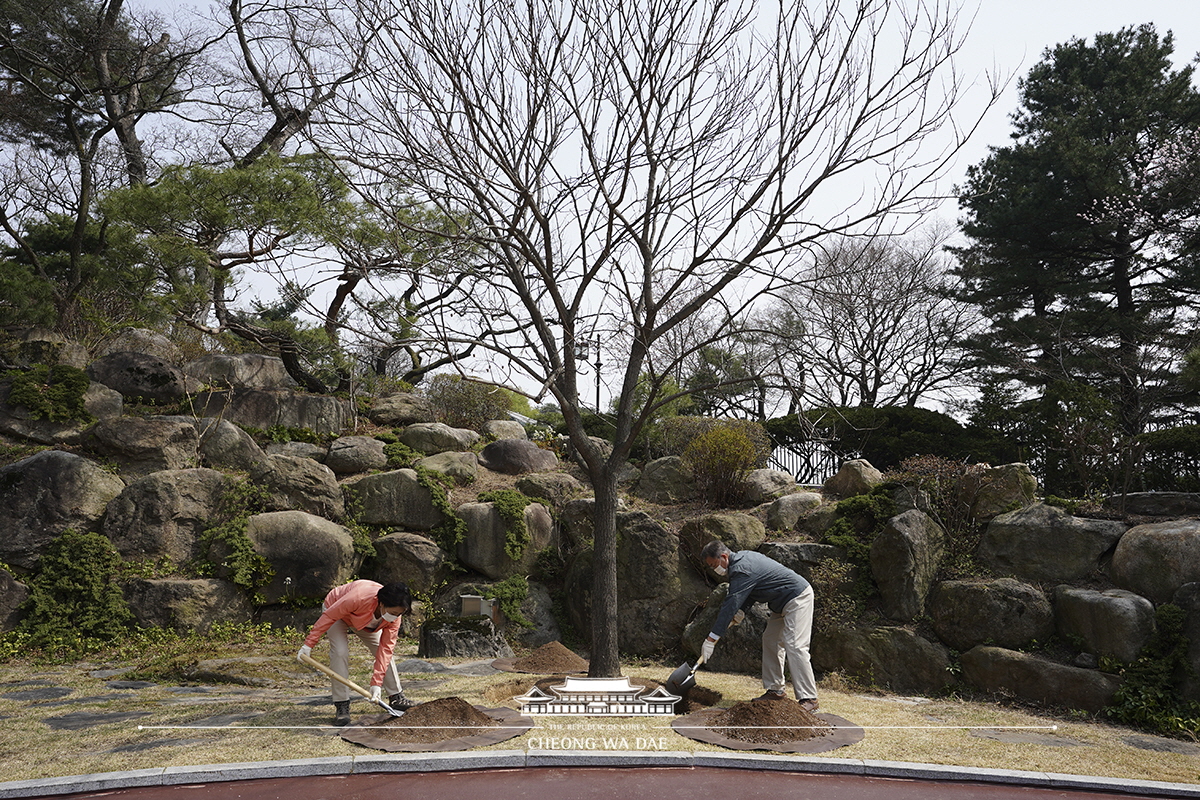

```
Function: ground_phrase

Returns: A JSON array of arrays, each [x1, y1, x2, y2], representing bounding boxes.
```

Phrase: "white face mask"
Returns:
[[713, 565, 727, 576], [382, 612, 400, 622]]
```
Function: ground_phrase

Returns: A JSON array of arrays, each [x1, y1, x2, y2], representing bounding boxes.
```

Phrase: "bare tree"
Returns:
[[318, 0, 995, 676], [775, 224, 982, 409]]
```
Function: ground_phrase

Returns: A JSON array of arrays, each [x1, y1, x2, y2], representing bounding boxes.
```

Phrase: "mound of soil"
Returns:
[[511, 641, 588, 673], [369, 696, 498, 744], [710, 699, 831, 745]]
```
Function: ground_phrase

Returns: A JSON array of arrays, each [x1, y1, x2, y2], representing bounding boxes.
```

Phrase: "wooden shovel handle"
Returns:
[[299, 652, 373, 701]]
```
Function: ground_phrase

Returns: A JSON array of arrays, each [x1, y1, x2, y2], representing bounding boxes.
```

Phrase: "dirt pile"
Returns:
[[369, 696, 498, 744], [511, 641, 588, 673], [710, 699, 830, 744]]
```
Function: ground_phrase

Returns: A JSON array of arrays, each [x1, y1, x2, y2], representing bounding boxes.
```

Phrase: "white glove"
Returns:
[[297, 645, 311, 662], [370, 685, 383, 703], [700, 637, 716, 664]]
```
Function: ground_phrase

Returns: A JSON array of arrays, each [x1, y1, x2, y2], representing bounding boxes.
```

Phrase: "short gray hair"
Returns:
[[699, 540, 731, 561]]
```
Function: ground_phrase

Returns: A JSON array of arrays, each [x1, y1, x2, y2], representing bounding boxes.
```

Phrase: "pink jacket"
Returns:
[[305, 580, 402, 687]]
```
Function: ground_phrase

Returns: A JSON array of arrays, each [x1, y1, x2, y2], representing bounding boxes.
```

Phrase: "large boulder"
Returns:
[[813, 625, 955, 695], [1105, 492, 1200, 517], [0, 379, 122, 445], [633, 456, 696, 504], [152, 416, 268, 473], [478, 438, 558, 474], [757, 542, 857, 590], [368, 393, 434, 426], [184, 354, 296, 390], [249, 454, 344, 519], [823, 459, 883, 498], [1111, 519, 1200, 604], [743, 469, 796, 506], [765, 492, 823, 531], [928, 578, 1053, 652], [515, 472, 584, 506], [418, 615, 513, 659], [682, 584, 771, 674], [324, 436, 388, 475], [340, 469, 447, 530], [190, 389, 350, 435], [511, 581, 562, 649], [362, 531, 448, 594], [6, 328, 88, 368], [86, 352, 198, 404], [977, 503, 1127, 583], [870, 509, 945, 622], [456, 500, 553, 580], [240, 510, 358, 603], [123, 578, 253, 632], [679, 513, 766, 562], [87, 417, 200, 478], [1054, 586, 1155, 664], [0, 451, 124, 570], [103, 468, 234, 562], [482, 419, 527, 440], [399, 422, 480, 455], [960, 645, 1123, 712], [416, 451, 478, 484], [0, 567, 28, 632], [970, 463, 1038, 520], [97, 328, 183, 364]]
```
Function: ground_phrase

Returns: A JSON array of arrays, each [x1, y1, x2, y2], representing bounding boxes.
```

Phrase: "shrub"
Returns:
[[884, 454, 990, 579], [478, 489, 538, 561], [682, 420, 771, 507], [6, 364, 93, 424], [198, 480, 274, 598], [482, 574, 533, 629], [1138, 425, 1200, 492], [426, 373, 509, 431], [1107, 604, 1200, 738]]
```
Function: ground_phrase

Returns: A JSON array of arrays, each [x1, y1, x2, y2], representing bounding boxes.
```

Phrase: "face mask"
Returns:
[[382, 612, 400, 622], [714, 565, 727, 576]]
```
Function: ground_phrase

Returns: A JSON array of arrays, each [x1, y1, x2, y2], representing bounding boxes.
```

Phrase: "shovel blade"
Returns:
[[664, 661, 696, 695]]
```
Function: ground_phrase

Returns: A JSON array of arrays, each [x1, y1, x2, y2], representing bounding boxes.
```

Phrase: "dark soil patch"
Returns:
[[709, 699, 830, 744], [367, 697, 498, 744], [680, 685, 722, 713], [512, 641, 588, 673]]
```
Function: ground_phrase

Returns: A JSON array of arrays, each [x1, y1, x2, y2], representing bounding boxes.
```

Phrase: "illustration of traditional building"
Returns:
[[514, 677, 680, 716]]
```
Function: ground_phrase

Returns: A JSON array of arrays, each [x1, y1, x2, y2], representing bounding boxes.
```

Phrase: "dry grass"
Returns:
[[1, 638, 1198, 787]]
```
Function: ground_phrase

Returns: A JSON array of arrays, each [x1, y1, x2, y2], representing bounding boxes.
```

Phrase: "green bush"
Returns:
[[1138, 425, 1200, 492], [426, 373, 509, 431], [478, 489, 538, 561], [6, 364, 93, 424], [681, 420, 771, 507], [1107, 604, 1200, 738], [18, 530, 133, 654], [884, 454, 989, 579], [482, 574, 533, 629], [198, 481, 274, 598]]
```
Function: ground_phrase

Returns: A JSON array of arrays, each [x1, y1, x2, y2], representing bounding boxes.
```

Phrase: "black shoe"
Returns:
[[333, 700, 352, 726], [389, 692, 415, 711], [754, 690, 787, 701]]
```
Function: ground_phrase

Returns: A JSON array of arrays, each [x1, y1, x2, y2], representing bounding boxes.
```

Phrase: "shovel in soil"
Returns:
[[664, 653, 705, 697], [298, 652, 404, 717]]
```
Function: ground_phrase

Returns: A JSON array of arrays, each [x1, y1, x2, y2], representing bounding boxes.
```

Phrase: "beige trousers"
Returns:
[[326, 618, 402, 702], [761, 587, 817, 700]]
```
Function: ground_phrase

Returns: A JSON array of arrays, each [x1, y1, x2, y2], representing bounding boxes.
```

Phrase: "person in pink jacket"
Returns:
[[297, 580, 413, 725]]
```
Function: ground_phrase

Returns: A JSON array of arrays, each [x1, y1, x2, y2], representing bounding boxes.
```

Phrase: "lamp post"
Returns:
[[575, 335, 602, 412]]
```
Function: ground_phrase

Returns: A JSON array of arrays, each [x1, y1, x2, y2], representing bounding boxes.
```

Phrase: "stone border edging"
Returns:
[[1, 751, 1198, 799]]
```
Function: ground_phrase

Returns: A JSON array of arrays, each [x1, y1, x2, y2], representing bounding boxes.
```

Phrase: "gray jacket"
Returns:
[[709, 550, 811, 639]]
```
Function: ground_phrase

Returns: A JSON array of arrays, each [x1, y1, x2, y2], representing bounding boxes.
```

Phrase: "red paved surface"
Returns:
[[30, 768, 1185, 800]]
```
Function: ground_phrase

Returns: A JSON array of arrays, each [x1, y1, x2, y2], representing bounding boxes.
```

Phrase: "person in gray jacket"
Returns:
[[700, 541, 818, 711]]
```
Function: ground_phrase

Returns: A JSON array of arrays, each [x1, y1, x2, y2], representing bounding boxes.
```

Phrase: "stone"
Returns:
[[515, 472, 584, 505], [399, 421, 481, 454], [0, 567, 28, 632], [324, 436, 388, 475], [870, 509, 945, 622], [86, 352, 198, 404], [682, 584, 771, 674], [362, 531, 448, 593], [183, 354, 296, 390], [152, 416, 268, 473], [8, 328, 88, 368], [1104, 492, 1200, 517], [633, 456, 696, 504], [1054, 586, 1155, 664], [456, 501, 553, 580], [87, 417, 200, 478], [416, 451, 479, 484], [265, 441, 327, 461], [123, 578, 253, 632], [970, 463, 1038, 520], [103, 468, 234, 563], [482, 419, 527, 440], [418, 615, 514, 659], [823, 459, 884, 498], [757, 541, 855, 587], [190, 389, 349, 435], [959, 645, 1123, 712], [340, 469, 446, 530], [368, 393, 434, 426], [977, 502, 1127, 583], [794, 504, 839, 539], [238, 511, 359, 604], [742, 468, 796, 506], [477, 438, 558, 474], [813, 625, 955, 695], [0, 450, 125, 570], [511, 580, 562, 649], [928, 578, 1053, 652], [0, 379, 122, 445], [97, 328, 183, 363], [1112, 519, 1200, 603], [249, 454, 344, 520], [765, 492, 823, 531], [679, 513, 767, 561]]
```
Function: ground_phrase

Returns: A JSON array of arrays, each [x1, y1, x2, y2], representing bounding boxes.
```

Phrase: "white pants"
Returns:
[[326, 619, 402, 702], [761, 587, 817, 700]]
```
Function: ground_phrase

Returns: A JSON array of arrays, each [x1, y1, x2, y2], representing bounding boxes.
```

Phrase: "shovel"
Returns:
[[664, 652, 705, 696], [298, 652, 405, 717]]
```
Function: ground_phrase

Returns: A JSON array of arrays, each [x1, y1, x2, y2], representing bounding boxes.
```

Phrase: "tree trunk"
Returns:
[[588, 468, 621, 678]]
